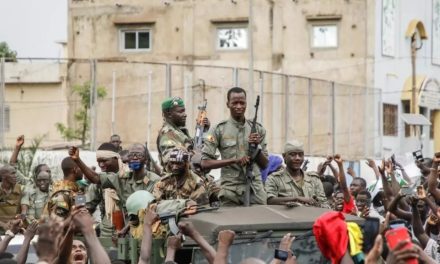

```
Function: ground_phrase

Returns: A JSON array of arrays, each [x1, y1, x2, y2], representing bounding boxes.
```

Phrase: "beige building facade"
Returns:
[[2, 61, 69, 147], [67, 0, 377, 157]]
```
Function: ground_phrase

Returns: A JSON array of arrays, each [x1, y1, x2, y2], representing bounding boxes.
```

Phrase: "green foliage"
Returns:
[[0, 42, 17, 62], [56, 82, 107, 147]]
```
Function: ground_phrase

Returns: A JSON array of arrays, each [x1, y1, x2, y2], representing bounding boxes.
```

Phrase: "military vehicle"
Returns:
[[115, 205, 364, 264]]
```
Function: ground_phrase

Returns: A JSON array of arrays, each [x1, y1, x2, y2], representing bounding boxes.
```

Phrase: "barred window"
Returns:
[[383, 103, 398, 136]]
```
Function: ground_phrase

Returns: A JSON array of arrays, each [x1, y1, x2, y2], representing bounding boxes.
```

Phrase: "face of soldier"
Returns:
[[97, 157, 119, 173], [128, 145, 146, 167], [2, 168, 17, 186], [36, 173, 51, 192], [110, 136, 122, 149], [170, 161, 186, 176], [71, 240, 88, 264], [227, 92, 247, 120], [168, 106, 187, 127], [37, 164, 52, 178], [284, 151, 304, 171]]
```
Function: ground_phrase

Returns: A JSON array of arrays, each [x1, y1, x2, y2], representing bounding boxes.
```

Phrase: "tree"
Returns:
[[56, 82, 107, 147], [0, 42, 17, 62]]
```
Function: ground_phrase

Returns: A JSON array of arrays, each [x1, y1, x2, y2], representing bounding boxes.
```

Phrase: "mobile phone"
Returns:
[[75, 194, 86, 207], [389, 219, 408, 230], [385, 227, 417, 264], [274, 249, 289, 261], [362, 217, 380, 253], [412, 150, 424, 162]]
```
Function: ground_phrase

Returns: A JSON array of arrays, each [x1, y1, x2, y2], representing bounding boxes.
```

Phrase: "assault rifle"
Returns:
[[194, 99, 208, 150], [158, 205, 219, 235], [302, 159, 309, 171], [244, 96, 260, 207]]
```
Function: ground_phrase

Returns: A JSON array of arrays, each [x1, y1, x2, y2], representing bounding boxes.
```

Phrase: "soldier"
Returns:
[[153, 148, 209, 205], [0, 165, 22, 230], [157, 97, 210, 169], [110, 134, 123, 152], [201, 87, 268, 206], [265, 140, 328, 207], [20, 170, 51, 222]]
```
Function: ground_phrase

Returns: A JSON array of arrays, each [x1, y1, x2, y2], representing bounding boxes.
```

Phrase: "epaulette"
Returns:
[[214, 120, 228, 128], [270, 170, 284, 177]]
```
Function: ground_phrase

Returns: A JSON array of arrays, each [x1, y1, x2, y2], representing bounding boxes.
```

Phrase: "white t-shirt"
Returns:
[[424, 238, 440, 262]]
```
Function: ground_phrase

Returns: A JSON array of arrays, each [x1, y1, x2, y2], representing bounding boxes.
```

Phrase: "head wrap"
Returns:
[[284, 140, 304, 154], [96, 150, 125, 178], [169, 148, 190, 163], [313, 211, 348, 264], [162, 97, 184, 111]]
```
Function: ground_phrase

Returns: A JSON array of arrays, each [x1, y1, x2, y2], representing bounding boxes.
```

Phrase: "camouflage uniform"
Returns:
[[265, 169, 328, 205], [99, 170, 161, 208], [157, 120, 193, 167], [153, 171, 209, 205], [20, 186, 49, 221], [0, 184, 22, 228], [202, 117, 268, 206]]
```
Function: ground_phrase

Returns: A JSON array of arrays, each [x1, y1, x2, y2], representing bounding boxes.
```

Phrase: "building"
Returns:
[[0, 60, 69, 148], [67, 0, 377, 156], [374, 0, 440, 158]]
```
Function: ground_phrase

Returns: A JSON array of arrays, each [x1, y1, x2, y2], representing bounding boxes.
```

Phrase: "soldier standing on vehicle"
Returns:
[[201, 87, 268, 206], [265, 141, 328, 207], [153, 148, 209, 205], [157, 97, 210, 170]]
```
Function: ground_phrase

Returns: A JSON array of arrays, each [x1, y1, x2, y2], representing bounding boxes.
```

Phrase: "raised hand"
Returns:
[[16, 135, 25, 148], [68, 146, 80, 160]]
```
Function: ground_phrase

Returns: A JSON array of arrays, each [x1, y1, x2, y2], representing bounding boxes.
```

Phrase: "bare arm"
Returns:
[[179, 222, 216, 264], [165, 235, 182, 263], [410, 197, 430, 248], [9, 135, 24, 165], [379, 160, 394, 200], [68, 146, 101, 184], [428, 155, 440, 202], [0, 235, 13, 253], [138, 208, 158, 264], [387, 194, 412, 222], [214, 230, 235, 264], [366, 159, 381, 180], [0, 219, 21, 253], [334, 155, 351, 203], [16, 221, 38, 264], [73, 209, 111, 264]]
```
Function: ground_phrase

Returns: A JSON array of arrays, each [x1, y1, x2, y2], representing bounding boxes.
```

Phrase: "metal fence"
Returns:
[[0, 58, 382, 159]]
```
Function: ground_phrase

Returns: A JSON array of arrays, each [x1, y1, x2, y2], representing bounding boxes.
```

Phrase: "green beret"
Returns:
[[284, 140, 304, 154], [162, 97, 184, 110]]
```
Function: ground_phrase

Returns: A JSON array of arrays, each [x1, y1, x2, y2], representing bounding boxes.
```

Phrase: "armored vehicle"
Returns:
[[117, 205, 364, 264]]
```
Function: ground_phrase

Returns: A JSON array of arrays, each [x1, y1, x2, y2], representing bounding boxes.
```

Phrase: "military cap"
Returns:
[[126, 190, 156, 216], [169, 148, 190, 163], [162, 97, 184, 110], [284, 140, 304, 154]]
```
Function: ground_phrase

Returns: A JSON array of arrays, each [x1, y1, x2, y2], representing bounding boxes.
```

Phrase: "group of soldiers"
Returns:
[[0, 86, 330, 238]]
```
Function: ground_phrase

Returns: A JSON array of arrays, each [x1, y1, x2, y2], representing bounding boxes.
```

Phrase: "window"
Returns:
[[311, 25, 338, 48], [120, 29, 151, 51], [402, 100, 411, 137], [216, 26, 248, 50], [383, 103, 398, 136]]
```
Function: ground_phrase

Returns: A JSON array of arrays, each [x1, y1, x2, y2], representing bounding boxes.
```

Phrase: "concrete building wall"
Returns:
[[3, 62, 68, 147], [374, 0, 440, 158], [67, 0, 376, 156]]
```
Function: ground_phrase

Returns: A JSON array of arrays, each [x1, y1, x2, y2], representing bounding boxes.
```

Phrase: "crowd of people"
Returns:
[[0, 86, 439, 263]]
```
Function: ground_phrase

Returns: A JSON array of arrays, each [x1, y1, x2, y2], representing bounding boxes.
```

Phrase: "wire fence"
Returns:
[[0, 58, 382, 159]]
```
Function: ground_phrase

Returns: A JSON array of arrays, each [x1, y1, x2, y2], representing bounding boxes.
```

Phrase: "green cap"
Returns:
[[126, 190, 155, 216], [284, 140, 304, 154], [162, 97, 184, 111]]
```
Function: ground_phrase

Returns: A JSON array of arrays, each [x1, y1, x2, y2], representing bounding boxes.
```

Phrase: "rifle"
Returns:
[[194, 99, 208, 150], [158, 205, 219, 235], [244, 96, 260, 207], [302, 159, 309, 171]]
